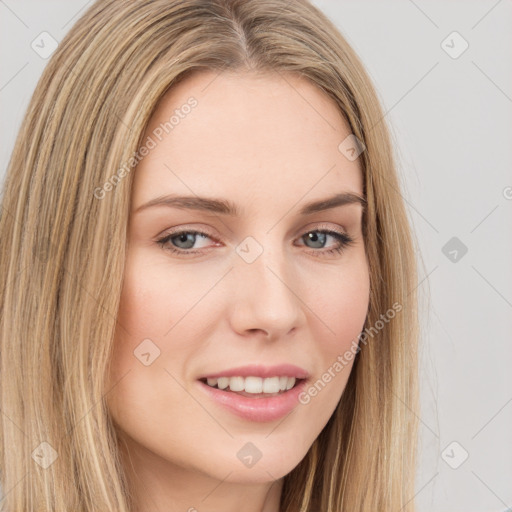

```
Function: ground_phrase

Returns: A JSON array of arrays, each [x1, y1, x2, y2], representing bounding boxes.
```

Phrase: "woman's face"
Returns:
[[107, 70, 370, 491]]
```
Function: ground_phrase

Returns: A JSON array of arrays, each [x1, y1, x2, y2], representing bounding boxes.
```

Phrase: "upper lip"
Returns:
[[199, 364, 310, 380]]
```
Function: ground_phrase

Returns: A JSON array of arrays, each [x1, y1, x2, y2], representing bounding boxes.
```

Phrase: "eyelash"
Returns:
[[155, 224, 355, 258]]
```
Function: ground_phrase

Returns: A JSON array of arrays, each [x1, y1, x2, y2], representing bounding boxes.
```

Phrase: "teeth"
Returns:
[[245, 376, 263, 393], [204, 376, 297, 394], [229, 376, 244, 392], [262, 376, 280, 393], [217, 377, 229, 390]]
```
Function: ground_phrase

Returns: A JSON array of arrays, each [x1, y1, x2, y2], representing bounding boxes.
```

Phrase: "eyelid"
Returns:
[[156, 224, 220, 243], [156, 222, 351, 244], [298, 221, 349, 236]]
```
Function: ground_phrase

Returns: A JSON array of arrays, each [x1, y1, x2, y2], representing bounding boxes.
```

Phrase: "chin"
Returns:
[[198, 439, 311, 484]]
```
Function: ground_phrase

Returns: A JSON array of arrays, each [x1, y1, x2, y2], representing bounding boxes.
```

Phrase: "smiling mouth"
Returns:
[[199, 376, 305, 397]]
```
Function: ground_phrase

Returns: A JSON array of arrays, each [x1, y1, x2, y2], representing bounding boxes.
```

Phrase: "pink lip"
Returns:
[[197, 377, 308, 422], [198, 364, 310, 380]]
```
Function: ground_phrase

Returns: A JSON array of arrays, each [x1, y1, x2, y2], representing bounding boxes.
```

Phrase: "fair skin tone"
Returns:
[[106, 70, 370, 512]]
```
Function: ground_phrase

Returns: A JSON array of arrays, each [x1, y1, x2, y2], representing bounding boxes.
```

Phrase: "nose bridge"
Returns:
[[230, 233, 303, 337]]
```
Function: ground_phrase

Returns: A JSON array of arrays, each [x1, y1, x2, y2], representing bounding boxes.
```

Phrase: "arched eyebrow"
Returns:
[[134, 192, 366, 216]]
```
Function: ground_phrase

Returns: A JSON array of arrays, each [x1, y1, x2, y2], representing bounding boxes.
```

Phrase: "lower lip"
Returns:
[[197, 379, 308, 423]]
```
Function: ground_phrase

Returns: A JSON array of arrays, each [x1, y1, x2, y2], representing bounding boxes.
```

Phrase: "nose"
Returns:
[[228, 244, 306, 341]]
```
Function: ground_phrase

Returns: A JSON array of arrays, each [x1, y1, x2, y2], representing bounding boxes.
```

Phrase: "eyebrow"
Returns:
[[134, 192, 366, 216]]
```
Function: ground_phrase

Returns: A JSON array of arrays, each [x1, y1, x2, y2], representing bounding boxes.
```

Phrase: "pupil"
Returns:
[[174, 233, 195, 249], [306, 232, 325, 249]]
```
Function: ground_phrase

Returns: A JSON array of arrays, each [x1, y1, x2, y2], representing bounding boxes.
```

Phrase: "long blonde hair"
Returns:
[[0, 0, 419, 510]]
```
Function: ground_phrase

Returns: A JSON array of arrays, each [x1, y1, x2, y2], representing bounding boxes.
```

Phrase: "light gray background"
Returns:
[[1, 1, 511, 511]]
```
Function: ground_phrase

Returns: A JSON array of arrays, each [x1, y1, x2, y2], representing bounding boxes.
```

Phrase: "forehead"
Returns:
[[132, 70, 364, 211]]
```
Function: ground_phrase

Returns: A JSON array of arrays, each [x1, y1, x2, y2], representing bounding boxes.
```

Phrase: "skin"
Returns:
[[106, 70, 370, 512]]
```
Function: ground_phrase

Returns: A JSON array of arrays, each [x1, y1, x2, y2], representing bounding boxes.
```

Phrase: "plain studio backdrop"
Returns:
[[1, 1, 511, 511]]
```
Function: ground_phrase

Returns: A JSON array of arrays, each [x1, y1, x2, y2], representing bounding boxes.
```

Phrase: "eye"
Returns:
[[155, 225, 355, 258], [156, 230, 217, 253], [296, 228, 355, 257]]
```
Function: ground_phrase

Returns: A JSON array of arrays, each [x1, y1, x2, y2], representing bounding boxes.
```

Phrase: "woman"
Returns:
[[0, 0, 420, 510]]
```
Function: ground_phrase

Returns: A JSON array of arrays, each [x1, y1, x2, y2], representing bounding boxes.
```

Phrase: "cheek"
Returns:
[[108, 249, 219, 400], [290, 253, 369, 416], [308, 254, 370, 353], [115, 249, 221, 347]]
